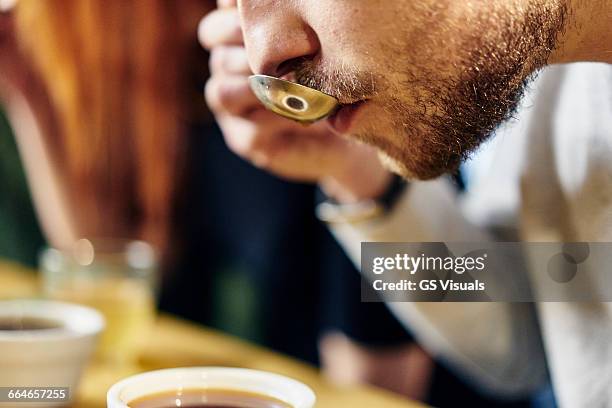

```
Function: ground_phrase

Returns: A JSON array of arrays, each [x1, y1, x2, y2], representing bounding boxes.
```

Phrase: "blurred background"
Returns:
[[0, 1, 534, 407]]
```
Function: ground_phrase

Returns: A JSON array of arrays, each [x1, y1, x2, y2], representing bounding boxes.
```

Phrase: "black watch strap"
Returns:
[[377, 174, 408, 212]]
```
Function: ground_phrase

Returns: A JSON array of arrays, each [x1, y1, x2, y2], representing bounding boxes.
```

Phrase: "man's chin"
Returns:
[[353, 124, 455, 181], [377, 151, 419, 181], [377, 149, 454, 181]]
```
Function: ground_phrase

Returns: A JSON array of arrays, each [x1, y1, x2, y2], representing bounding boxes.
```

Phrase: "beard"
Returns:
[[294, 0, 568, 180]]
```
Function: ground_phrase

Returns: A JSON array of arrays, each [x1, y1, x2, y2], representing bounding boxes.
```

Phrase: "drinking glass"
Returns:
[[40, 239, 157, 364]]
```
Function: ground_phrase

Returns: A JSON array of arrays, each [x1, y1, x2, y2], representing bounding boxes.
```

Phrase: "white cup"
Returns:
[[0, 300, 104, 407], [107, 367, 316, 408]]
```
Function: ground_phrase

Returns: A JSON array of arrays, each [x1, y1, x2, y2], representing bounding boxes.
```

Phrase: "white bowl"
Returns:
[[107, 367, 316, 408], [0, 299, 104, 407]]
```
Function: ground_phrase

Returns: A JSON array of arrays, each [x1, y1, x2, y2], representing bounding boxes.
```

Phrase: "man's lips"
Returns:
[[326, 100, 366, 133]]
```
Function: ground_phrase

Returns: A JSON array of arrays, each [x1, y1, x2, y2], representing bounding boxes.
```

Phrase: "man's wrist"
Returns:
[[316, 174, 408, 224], [319, 171, 394, 204]]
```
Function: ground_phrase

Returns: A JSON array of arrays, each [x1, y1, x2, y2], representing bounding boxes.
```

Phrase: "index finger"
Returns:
[[0, 0, 17, 12], [198, 8, 243, 49]]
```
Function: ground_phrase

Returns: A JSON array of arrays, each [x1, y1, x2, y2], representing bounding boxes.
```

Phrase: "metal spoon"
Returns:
[[248, 75, 339, 124]]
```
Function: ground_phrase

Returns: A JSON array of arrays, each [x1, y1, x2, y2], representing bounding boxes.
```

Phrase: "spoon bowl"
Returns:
[[249, 75, 339, 124]]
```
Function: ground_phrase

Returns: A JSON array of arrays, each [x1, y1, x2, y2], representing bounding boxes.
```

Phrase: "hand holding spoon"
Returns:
[[248, 75, 339, 124]]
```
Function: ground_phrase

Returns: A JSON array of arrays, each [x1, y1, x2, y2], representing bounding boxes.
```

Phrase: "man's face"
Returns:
[[238, 0, 567, 179]]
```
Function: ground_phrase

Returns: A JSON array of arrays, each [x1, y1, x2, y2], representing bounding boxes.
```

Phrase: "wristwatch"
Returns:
[[316, 175, 408, 224]]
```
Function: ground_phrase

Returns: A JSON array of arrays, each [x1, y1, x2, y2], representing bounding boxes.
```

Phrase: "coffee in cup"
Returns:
[[129, 388, 292, 407], [107, 367, 316, 408], [0, 300, 104, 407], [0, 316, 62, 331]]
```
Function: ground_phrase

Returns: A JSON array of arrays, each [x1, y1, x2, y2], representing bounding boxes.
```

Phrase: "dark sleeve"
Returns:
[[316, 217, 414, 347]]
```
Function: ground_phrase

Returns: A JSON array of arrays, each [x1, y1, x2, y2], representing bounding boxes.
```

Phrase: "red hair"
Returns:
[[14, 0, 212, 253]]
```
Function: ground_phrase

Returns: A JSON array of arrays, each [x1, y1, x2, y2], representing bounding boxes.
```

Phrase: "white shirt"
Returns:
[[328, 63, 612, 407]]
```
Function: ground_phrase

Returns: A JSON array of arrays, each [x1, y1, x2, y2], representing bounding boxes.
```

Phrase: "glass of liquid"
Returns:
[[40, 238, 157, 365]]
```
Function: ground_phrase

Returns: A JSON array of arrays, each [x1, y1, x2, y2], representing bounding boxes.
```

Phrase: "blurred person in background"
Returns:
[[0, 1, 533, 406]]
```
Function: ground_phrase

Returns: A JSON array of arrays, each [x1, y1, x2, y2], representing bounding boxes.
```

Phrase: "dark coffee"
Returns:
[[128, 389, 292, 408], [0, 316, 63, 331]]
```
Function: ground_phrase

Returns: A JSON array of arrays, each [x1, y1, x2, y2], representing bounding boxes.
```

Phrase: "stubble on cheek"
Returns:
[[363, 0, 570, 180]]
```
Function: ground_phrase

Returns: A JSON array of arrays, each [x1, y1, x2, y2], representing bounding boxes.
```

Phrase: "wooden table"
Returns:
[[0, 261, 425, 408]]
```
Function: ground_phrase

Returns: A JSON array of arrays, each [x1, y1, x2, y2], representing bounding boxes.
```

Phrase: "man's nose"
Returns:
[[239, 3, 319, 77]]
